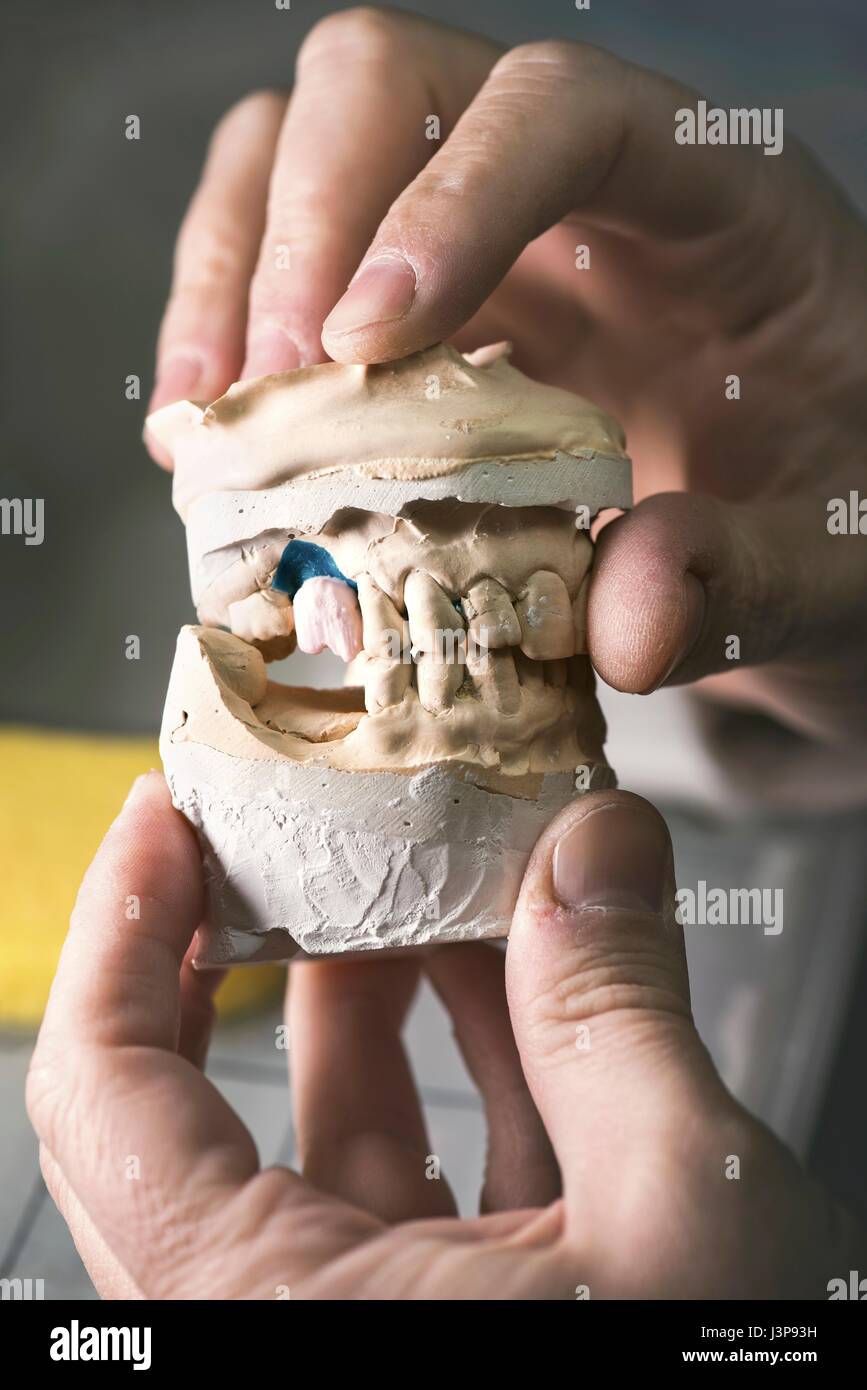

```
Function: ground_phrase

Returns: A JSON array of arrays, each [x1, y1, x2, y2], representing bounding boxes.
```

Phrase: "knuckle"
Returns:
[[299, 7, 406, 68], [520, 932, 689, 1064], [25, 1043, 81, 1146], [172, 218, 250, 294], [499, 38, 615, 85]]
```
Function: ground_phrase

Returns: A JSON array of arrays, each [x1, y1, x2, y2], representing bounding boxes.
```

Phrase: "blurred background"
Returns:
[[1, 0, 866, 1296]]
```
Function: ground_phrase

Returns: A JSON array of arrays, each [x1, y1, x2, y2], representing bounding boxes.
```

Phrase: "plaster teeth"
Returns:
[[293, 575, 363, 661], [360, 654, 412, 712], [356, 574, 412, 711], [516, 571, 576, 660], [461, 577, 521, 650], [467, 647, 521, 714], [403, 570, 468, 712], [514, 648, 545, 692], [226, 588, 295, 650], [404, 569, 464, 654], [415, 652, 465, 712]]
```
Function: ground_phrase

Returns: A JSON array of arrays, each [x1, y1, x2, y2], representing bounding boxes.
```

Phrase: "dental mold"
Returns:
[[148, 342, 631, 962]]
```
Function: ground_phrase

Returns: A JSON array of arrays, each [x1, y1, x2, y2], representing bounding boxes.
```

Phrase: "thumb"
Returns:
[[506, 791, 720, 1214], [589, 491, 867, 738]]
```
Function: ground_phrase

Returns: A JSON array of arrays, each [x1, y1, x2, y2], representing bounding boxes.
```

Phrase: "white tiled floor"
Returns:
[[2, 805, 865, 1299]]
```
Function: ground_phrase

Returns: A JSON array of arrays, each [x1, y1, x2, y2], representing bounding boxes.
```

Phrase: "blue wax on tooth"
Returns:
[[271, 539, 358, 601]]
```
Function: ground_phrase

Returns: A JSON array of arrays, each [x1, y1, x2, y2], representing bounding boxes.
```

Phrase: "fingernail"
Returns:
[[323, 255, 417, 337], [148, 353, 206, 413], [243, 327, 301, 380], [553, 803, 669, 914], [646, 572, 706, 693]]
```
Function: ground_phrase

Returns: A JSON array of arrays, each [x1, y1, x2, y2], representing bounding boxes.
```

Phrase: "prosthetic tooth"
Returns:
[[572, 572, 590, 653], [516, 571, 575, 660], [467, 647, 521, 714], [461, 578, 521, 650], [293, 576, 363, 661]]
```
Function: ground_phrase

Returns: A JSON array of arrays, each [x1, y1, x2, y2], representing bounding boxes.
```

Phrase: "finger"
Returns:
[[589, 491, 867, 738], [505, 791, 723, 1227], [177, 949, 226, 1069], [26, 773, 264, 1294], [287, 954, 458, 1223], [146, 89, 287, 462], [322, 40, 764, 361], [243, 8, 498, 376], [426, 944, 561, 1213], [40, 1146, 143, 1300]]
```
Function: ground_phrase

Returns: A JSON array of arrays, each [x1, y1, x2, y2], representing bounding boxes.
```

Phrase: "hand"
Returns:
[[27, 773, 863, 1298], [146, 9, 867, 746]]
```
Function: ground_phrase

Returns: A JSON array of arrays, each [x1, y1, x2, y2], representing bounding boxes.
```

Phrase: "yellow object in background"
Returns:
[[0, 727, 284, 1029]]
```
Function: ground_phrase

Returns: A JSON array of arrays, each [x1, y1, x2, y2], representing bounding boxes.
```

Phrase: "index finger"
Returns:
[[241, 8, 499, 377]]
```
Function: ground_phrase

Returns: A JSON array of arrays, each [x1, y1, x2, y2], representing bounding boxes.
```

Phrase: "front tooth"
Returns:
[[467, 646, 521, 714], [405, 570, 467, 712], [356, 574, 411, 711], [461, 578, 521, 650], [293, 576, 363, 661], [516, 571, 575, 660]]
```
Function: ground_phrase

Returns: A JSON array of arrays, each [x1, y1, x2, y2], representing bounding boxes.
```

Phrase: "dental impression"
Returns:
[[148, 342, 632, 963]]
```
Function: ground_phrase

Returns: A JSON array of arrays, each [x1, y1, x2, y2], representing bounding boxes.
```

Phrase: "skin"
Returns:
[[147, 8, 867, 742], [26, 774, 864, 1298], [37, 10, 861, 1297]]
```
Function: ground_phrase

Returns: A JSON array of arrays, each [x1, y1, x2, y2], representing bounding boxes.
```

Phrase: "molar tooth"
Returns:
[[461, 578, 521, 650], [294, 576, 363, 661], [516, 571, 575, 660], [227, 588, 295, 657], [467, 647, 521, 714]]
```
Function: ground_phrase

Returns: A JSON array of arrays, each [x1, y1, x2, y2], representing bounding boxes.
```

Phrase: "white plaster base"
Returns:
[[161, 732, 615, 965]]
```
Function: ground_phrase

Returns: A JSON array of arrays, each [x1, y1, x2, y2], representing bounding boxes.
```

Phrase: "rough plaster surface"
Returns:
[[162, 733, 615, 964]]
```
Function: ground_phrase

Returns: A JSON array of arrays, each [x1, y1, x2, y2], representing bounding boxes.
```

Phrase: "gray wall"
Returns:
[[2, 0, 865, 732]]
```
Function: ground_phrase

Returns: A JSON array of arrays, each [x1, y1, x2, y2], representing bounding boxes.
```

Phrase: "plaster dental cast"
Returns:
[[147, 342, 632, 961]]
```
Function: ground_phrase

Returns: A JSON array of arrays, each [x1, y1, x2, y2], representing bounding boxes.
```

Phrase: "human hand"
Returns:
[[27, 772, 863, 1298], [146, 9, 867, 746]]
